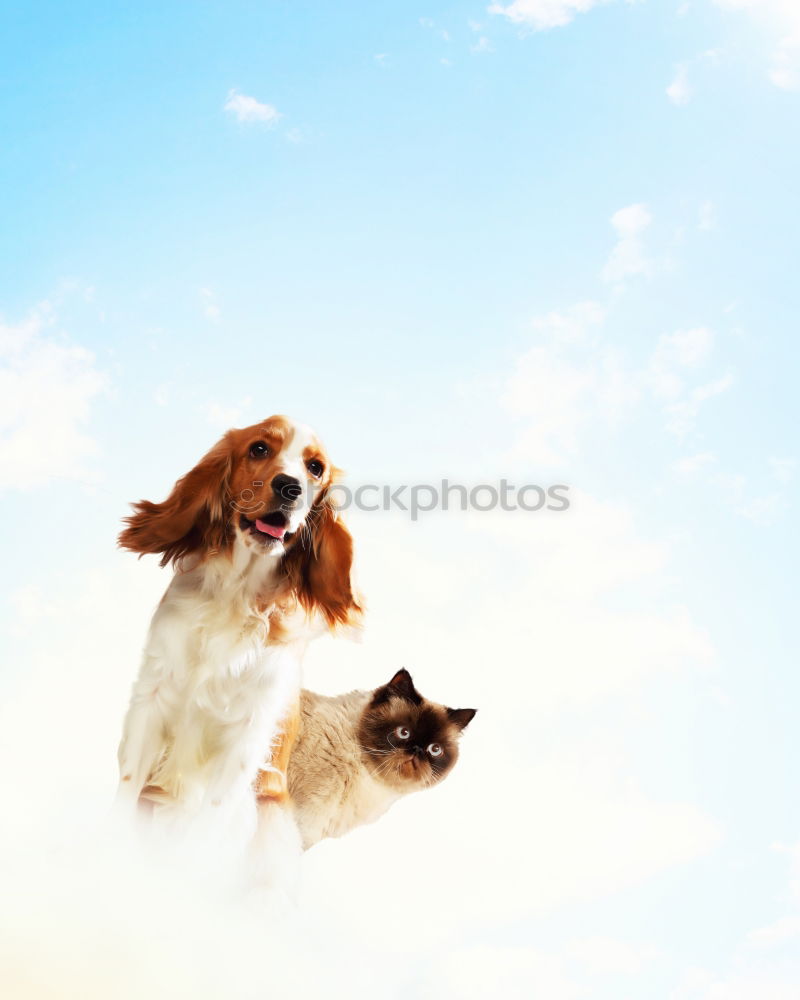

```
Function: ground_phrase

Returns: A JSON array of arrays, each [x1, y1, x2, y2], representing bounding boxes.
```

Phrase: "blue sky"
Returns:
[[1, 2, 799, 998]]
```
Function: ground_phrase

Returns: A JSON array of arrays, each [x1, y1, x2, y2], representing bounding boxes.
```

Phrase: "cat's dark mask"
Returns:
[[358, 669, 476, 790]]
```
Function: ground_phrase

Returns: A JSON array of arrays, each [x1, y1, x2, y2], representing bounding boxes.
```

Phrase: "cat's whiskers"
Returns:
[[369, 760, 394, 783], [359, 745, 394, 757]]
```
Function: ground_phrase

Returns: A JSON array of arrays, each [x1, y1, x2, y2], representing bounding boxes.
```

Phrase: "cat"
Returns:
[[256, 668, 476, 851]]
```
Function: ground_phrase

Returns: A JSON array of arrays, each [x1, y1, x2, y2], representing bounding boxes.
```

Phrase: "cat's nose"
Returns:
[[412, 746, 425, 757]]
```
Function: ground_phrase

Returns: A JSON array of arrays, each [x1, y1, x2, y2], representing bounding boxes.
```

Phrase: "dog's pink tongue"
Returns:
[[255, 519, 286, 539]]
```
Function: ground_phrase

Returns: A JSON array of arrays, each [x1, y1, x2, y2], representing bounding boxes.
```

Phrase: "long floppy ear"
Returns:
[[285, 491, 363, 629], [118, 434, 233, 566]]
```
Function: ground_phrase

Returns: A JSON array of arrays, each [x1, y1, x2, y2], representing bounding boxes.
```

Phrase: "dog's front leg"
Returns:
[[201, 646, 302, 817], [115, 678, 167, 815]]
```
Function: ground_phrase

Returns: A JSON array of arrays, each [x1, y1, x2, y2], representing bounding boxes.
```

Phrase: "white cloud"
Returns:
[[488, 0, 611, 32], [153, 382, 172, 407], [673, 452, 718, 475], [646, 328, 734, 435], [770, 46, 800, 90], [0, 561, 167, 838], [422, 946, 579, 1000], [471, 35, 495, 52], [489, 209, 736, 462], [566, 937, 660, 975], [672, 454, 787, 524], [0, 302, 106, 492], [206, 397, 253, 428], [501, 302, 630, 465], [736, 490, 786, 524], [672, 840, 800, 1000], [714, 0, 800, 90], [702, 464, 791, 526], [601, 203, 654, 283], [667, 63, 693, 105], [711, 469, 747, 504], [674, 970, 800, 1000], [777, 841, 800, 902], [223, 89, 282, 125], [416, 18, 450, 40], [698, 201, 716, 230], [663, 373, 734, 436], [747, 915, 800, 947], [769, 456, 796, 482], [503, 303, 732, 461], [652, 327, 715, 377], [504, 348, 599, 463], [199, 287, 221, 322], [531, 300, 607, 342]]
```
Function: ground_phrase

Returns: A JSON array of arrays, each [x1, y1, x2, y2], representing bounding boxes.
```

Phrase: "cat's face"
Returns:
[[357, 669, 476, 792]]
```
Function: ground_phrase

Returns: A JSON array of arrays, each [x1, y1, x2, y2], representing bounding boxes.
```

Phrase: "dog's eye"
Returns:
[[249, 442, 269, 459], [307, 459, 324, 478], [427, 743, 443, 757], [394, 726, 410, 740]]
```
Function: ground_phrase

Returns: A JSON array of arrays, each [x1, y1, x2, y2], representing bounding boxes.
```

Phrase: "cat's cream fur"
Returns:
[[285, 689, 400, 848]]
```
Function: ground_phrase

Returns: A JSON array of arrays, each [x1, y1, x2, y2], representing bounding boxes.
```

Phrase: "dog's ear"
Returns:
[[285, 490, 363, 629], [119, 435, 234, 566]]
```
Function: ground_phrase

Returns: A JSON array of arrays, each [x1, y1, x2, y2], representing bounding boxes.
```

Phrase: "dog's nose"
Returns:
[[271, 474, 302, 502]]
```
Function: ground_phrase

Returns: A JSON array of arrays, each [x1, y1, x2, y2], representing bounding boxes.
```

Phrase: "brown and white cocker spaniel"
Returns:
[[115, 415, 361, 839]]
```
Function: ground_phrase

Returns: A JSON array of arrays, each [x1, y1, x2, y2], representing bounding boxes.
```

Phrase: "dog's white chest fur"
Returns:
[[117, 548, 303, 823]]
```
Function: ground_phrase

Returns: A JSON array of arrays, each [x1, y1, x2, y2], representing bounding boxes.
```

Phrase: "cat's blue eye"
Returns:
[[394, 726, 410, 740], [427, 743, 443, 757]]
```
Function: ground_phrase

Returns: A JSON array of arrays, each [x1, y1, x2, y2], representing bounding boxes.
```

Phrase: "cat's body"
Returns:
[[287, 689, 402, 847], [269, 669, 476, 850]]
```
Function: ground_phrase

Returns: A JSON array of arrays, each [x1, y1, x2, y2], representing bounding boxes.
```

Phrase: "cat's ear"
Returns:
[[447, 707, 477, 731], [387, 669, 422, 704], [372, 668, 422, 706]]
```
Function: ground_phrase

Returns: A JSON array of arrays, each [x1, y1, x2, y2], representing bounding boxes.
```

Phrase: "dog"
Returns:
[[115, 415, 361, 841]]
